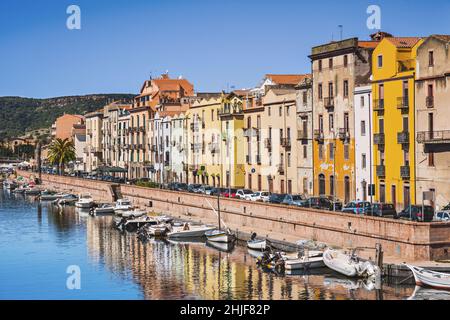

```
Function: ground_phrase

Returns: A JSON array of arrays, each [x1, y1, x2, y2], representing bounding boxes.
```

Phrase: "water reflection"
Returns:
[[0, 190, 417, 300]]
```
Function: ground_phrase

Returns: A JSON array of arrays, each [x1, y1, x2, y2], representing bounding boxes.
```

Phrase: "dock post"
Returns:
[[375, 243, 383, 270]]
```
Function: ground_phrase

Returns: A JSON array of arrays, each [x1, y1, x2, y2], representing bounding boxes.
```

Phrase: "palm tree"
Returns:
[[47, 138, 76, 175]]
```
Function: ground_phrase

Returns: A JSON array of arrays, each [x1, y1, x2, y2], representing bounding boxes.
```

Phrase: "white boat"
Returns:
[[75, 193, 94, 209], [406, 265, 450, 290], [167, 223, 216, 239], [114, 198, 134, 213], [40, 191, 64, 201], [284, 256, 325, 270], [205, 229, 235, 243], [247, 248, 265, 259], [93, 204, 115, 215], [148, 224, 170, 237], [247, 239, 267, 251], [119, 209, 147, 219], [206, 240, 235, 253], [323, 248, 380, 278], [24, 188, 41, 196], [155, 215, 174, 224], [56, 194, 78, 205]]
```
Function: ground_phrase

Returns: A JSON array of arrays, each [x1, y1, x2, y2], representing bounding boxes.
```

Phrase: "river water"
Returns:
[[0, 189, 443, 300]]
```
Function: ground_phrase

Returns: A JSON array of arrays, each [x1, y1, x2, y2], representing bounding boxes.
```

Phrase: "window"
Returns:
[[429, 152, 435, 167], [287, 153, 291, 167], [344, 55, 348, 67], [344, 144, 349, 160], [362, 154, 367, 169], [303, 145, 307, 159], [303, 91, 307, 104], [361, 96, 365, 107], [361, 121, 366, 136], [329, 143, 334, 160], [279, 106, 282, 117], [318, 60, 322, 72], [328, 82, 334, 98], [268, 107, 271, 116], [286, 106, 290, 116], [318, 84, 323, 99], [429, 51, 434, 67], [318, 144, 323, 160], [343, 80, 349, 98], [329, 58, 333, 69], [377, 55, 383, 68], [330, 175, 335, 196], [344, 113, 349, 132], [319, 115, 324, 132], [329, 114, 334, 131]]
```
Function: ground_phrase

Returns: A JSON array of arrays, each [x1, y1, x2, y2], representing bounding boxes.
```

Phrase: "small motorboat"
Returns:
[[247, 233, 267, 251], [117, 209, 147, 219], [206, 240, 236, 253], [92, 204, 115, 216], [283, 250, 325, 271], [147, 224, 170, 237], [205, 229, 235, 243], [167, 223, 216, 239], [56, 194, 78, 205], [247, 248, 265, 259], [24, 188, 41, 196], [406, 265, 450, 290], [155, 215, 174, 224], [114, 198, 134, 213], [75, 193, 94, 209], [40, 191, 64, 201], [323, 248, 380, 278]]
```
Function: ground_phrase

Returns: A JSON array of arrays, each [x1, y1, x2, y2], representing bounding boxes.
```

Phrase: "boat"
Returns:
[[75, 193, 94, 209], [284, 254, 325, 271], [56, 194, 78, 205], [3, 181, 17, 190], [247, 248, 265, 259], [407, 286, 450, 300], [40, 191, 63, 201], [406, 265, 450, 290], [12, 186, 27, 194], [147, 224, 170, 237], [323, 248, 380, 278], [205, 229, 235, 243], [167, 223, 216, 239], [114, 198, 134, 213], [155, 215, 174, 224], [117, 209, 147, 219], [24, 188, 41, 196], [206, 240, 236, 253], [92, 204, 115, 216]]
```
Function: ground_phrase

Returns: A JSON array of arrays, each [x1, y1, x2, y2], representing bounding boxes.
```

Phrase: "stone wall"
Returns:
[[18, 170, 450, 261]]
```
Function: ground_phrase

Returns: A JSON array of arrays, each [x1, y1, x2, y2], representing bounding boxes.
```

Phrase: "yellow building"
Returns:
[[372, 37, 424, 210]]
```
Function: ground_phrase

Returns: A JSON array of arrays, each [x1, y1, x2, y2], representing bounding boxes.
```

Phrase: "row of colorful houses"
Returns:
[[74, 32, 449, 211]]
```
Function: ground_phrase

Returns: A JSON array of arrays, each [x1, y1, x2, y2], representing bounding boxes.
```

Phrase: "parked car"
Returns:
[[300, 196, 341, 211], [198, 185, 213, 195], [269, 193, 288, 204], [398, 205, 435, 222], [187, 184, 202, 193], [249, 191, 271, 202], [176, 183, 189, 192], [369, 203, 397, 218], [282, 194, 306, 207], [342, 201, 372, 215], [435, 211, 450, 222], [223, 188, 238, 198], [235, 189, 254, 200]]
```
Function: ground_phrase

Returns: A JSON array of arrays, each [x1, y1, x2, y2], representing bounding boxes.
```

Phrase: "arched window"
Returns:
[[318, 174, 326, 196]]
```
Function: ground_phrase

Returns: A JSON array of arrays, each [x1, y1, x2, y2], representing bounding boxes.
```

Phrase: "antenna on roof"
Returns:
[[338, 25, 343, 40]]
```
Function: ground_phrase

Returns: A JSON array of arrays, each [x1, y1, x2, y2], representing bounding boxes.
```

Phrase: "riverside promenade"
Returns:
[[18, 170, 450, 267]]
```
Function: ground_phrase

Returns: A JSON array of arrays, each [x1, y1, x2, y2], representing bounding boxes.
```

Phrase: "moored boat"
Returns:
[[40, 191, 63, 201], [117, 209, 147, 219], [406, 265, 450, 290], [205, 229, 235, 243], [92, 204, 115, 216], [113, 198, 134, 213], [167, 223, 216, 239], [75, 193, 94, 209], [284, 255, 325, 271], [323, 248, 380, 278]]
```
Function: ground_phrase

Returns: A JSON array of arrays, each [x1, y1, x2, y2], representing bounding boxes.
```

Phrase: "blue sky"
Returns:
[[0, 0, 449, 98]]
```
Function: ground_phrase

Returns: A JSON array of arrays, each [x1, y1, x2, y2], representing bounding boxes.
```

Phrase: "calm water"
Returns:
[[0, 190, 432, 300]]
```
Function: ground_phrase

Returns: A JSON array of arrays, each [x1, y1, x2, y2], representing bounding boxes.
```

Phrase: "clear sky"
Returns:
[[1, 0, 449, 98]]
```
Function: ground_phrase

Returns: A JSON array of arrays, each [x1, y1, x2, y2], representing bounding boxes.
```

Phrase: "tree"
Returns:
[[47, 138, 76, 175]]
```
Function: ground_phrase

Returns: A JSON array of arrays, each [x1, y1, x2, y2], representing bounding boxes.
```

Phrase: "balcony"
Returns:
[[244, 127, 259, 138], [376, 165, 386, 178], [417, 130, 450, 144], [400, 166, 410, 179], [264, 138, 272, 150], [426, 96, 434, 108], [373, 99, 385, 111], [277, 164, 285, 175], [338, 128, 350, 142], [373, 133, 385, 145], [281, 138, 291, 149], [297, 130, 308, 140], [324, 97, 334, 111], [314, 130, 324, 143], [397, 96, 409, 111], [397, 132, 410, 144], [138, 126, 145, 133]]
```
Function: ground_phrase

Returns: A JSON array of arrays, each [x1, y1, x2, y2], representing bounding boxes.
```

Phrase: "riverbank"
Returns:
[[16, 171, 450, 272]]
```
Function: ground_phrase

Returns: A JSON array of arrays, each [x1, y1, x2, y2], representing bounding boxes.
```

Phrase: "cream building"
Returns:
[[84, 110, 103, 173]]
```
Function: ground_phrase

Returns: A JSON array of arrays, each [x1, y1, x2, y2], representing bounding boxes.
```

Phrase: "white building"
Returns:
[[170, 113, 189, 183], [354, 85, 373, 201]]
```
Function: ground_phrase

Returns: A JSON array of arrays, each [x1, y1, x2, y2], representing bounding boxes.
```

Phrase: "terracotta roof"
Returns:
[[233, 89, 251, 97], [431, 35, 450, 43], [266, 74, 309, 85], [358, 41, 379, 49], [386, 37, 422, 48]]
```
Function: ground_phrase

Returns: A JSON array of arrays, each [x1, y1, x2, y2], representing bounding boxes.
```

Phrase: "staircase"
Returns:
[[109, 184, 123, 202]]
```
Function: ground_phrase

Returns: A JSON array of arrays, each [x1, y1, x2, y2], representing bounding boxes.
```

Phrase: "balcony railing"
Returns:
[[376, 165, 386, 178], [397, 96, 409, 110], [400, 166, 410, 179], [324, 97, 334, 110], [417, 130, 450, 144], [277, 164, 285, 175], [426, 96, 434, 108], [397, 132, 410, 144], [373, 133, 385, 145], [374, 99, 385, 111], [314, 130, 324, 142], [264, 138, 272, 150], [338, 128, 350, 142]]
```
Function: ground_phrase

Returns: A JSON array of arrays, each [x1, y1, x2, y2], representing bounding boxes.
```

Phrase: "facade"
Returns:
[[415, 35, 450, 209], [84, 110, 103, 172], [372, 37, 423, 211], [295, 75, 314, 196], [72, 124, 86, 172], [354, 85, 373, 201], [52, 114, 84, 141], [310, 37, 378, 204], [170, 113, 189, 183], [128, 106, 151, 180]]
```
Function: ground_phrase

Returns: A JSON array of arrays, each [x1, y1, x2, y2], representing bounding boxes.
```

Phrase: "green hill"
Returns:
[[0, 94, 135, 140]]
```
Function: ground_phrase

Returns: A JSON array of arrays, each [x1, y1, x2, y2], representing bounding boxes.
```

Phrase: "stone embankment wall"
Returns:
[[18, 171, 450, 261]]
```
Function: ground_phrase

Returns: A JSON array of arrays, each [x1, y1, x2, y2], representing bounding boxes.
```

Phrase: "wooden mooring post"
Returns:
[[375, 243, 383, 271]]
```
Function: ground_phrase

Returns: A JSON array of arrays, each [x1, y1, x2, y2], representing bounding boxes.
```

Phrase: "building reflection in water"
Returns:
[[84, 216, 414, 300]]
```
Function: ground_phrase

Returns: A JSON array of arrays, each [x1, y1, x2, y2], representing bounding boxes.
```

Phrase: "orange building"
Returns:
[[51, 114, 85, 141]]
